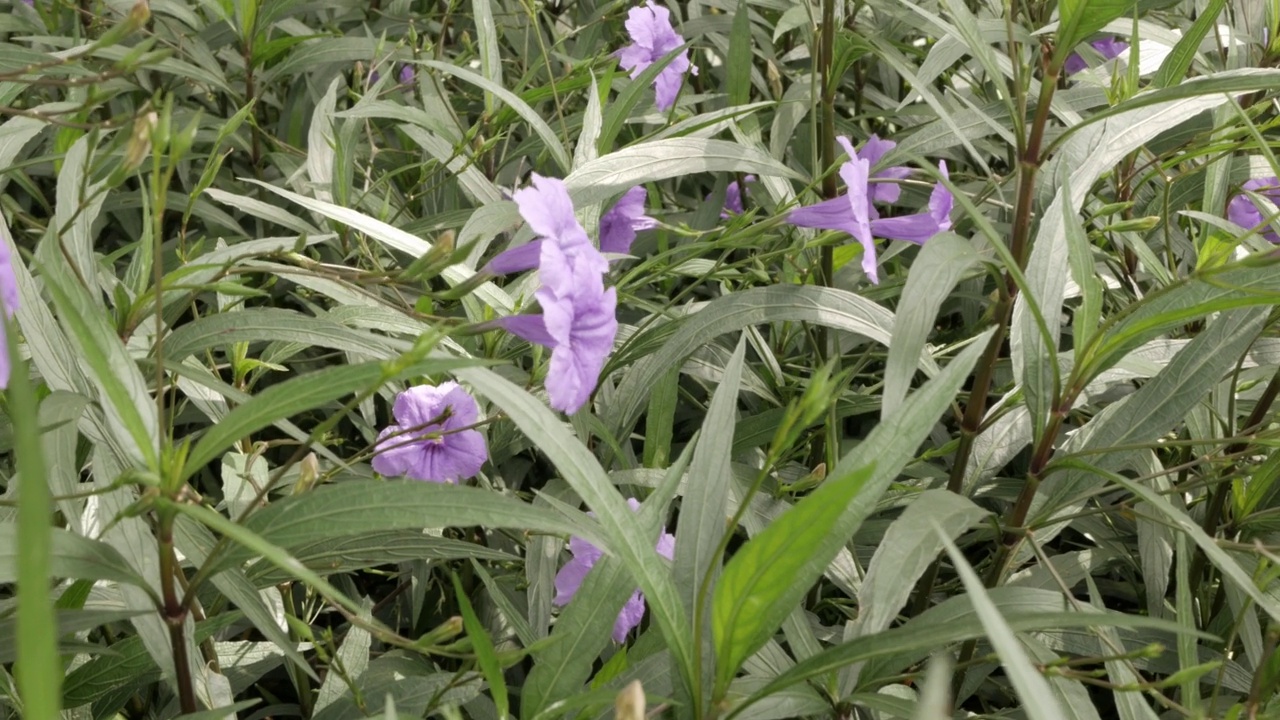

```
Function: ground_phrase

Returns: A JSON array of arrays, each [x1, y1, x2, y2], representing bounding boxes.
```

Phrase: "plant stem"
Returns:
[[159, 510, 198, 714]]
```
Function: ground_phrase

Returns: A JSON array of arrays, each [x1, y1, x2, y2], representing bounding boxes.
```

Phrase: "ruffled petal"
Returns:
[[371, 425, 418, 477], [545, 285, 617, 413], [613, 590, 647, 642], [513, 174, 594, 256], [599, 187, 656, 255]]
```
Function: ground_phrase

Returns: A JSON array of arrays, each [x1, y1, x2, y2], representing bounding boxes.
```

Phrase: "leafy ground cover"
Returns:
[[4, 0, 1280, 718]]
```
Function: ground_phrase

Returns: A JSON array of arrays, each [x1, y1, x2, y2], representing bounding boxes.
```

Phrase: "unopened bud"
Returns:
[[615, 680, 645, 720], [121, 111, 157, 172]]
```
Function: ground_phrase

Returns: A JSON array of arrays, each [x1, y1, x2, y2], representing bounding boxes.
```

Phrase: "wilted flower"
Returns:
[[372, 382, 488, 483], [554, 498, 676, 642], [0, 229, 18, 390], [1228, 177, 1280, 243], [1064, 37, 1128, 75], [787, 135, 952, 284], [398, 64, 416, 85], [599, 186, 658, 254], [490, 174, 619, 414], [616, 0, 698, 111]]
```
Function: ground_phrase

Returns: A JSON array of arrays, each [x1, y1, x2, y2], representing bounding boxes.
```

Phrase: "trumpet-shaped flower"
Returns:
[[554, 498, 676, 642], [599, 187, 657, 255], [787, 136, 952, 284], [489, 174, 619, 414], [1228, 177, 1280, 244], [617, 1, 698, 111], [372, 383, 488, 483], [0, 230, 18, 389], [1064, 37, 1128, 75]]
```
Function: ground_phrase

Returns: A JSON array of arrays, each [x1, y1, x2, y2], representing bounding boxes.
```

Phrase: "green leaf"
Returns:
[[1054, 0, 1136, 67], [598, 42, 696, 153], [607, 285, 921, 442], [1101, 469, 1280, 624], [520, 550, 638, 719], [162, 307, 402, 361], [454, 365, 696, 701], [8, 331, 61, 718], [939, 529, 1065, 720], [451, 573, 508, 719], [712, 330, 992, 694], [174, 700, 263, 719], [677, 335, 747, 615], [1151, 0, 1225, 88], [857, 490, 989, 635], [725, 0, 753, 107], [471, 0, 503, 115], [712, 462, 878, 692], [213, 480, 601, 575], [1080, 256, 1280, 381], [181, 358, 475, 483], [422, 60, 569, 173], [882, 233, 980, 419], [34, 238, 159, 471], [0, 524, 152, 591], [246, 180, 515, 313]]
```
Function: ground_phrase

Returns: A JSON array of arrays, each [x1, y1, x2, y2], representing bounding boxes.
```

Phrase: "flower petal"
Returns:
[[513, 174, 595, 257], [600, 186, 656, 255], [497, 314, 557, 348], [484, 240, 545, 275], [613, 590, 647, 642], [371, 425, 417, 477]]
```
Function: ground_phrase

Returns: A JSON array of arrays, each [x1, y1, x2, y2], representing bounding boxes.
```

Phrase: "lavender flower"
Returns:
[[787, 136, 952, 284], [372, 383, 488, 483], [19, 0, 33, 6], [1064, 37, 1128, 75], [599, 187, 658, 254], [616, 1, 698, 111], [398, 64, 416, 85], [706, 175, 756, 217], [1228, 177, 1280, 243], [553, 498, 676, 642], [0, 230, 18, 390], [491, 174, 619, 414]]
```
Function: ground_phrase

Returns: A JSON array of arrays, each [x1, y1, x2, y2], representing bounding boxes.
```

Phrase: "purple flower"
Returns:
[[491, 175, 619, 414], [787, 136, 952, 284], [553, 498, 676, 642], [20, 0, 32, 6], [616, 1, 698, 112], [0, 229, 18, 390], [599, 187, 658, 255], [706, 175, 756, 218], [398, 64, 415, 85], [1064, 37, 1128, 75], [372, 382, 488, 483], [1228, 177, 1280, 243]]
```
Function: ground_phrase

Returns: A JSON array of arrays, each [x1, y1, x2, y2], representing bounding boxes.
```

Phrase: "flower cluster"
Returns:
[[0, 228, 18, 389], [372, 382, 488, 483], [487, 176, 654, 413], [617, 0, 697, 111], [786, 135, 952, 283], [1228, 177, 1280, 243], [1064, 37, 1128, 75], [553, 498, 676, 642]]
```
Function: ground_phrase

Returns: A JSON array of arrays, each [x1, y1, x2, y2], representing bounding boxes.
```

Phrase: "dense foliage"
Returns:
[[4, 0, 1280, 718]]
